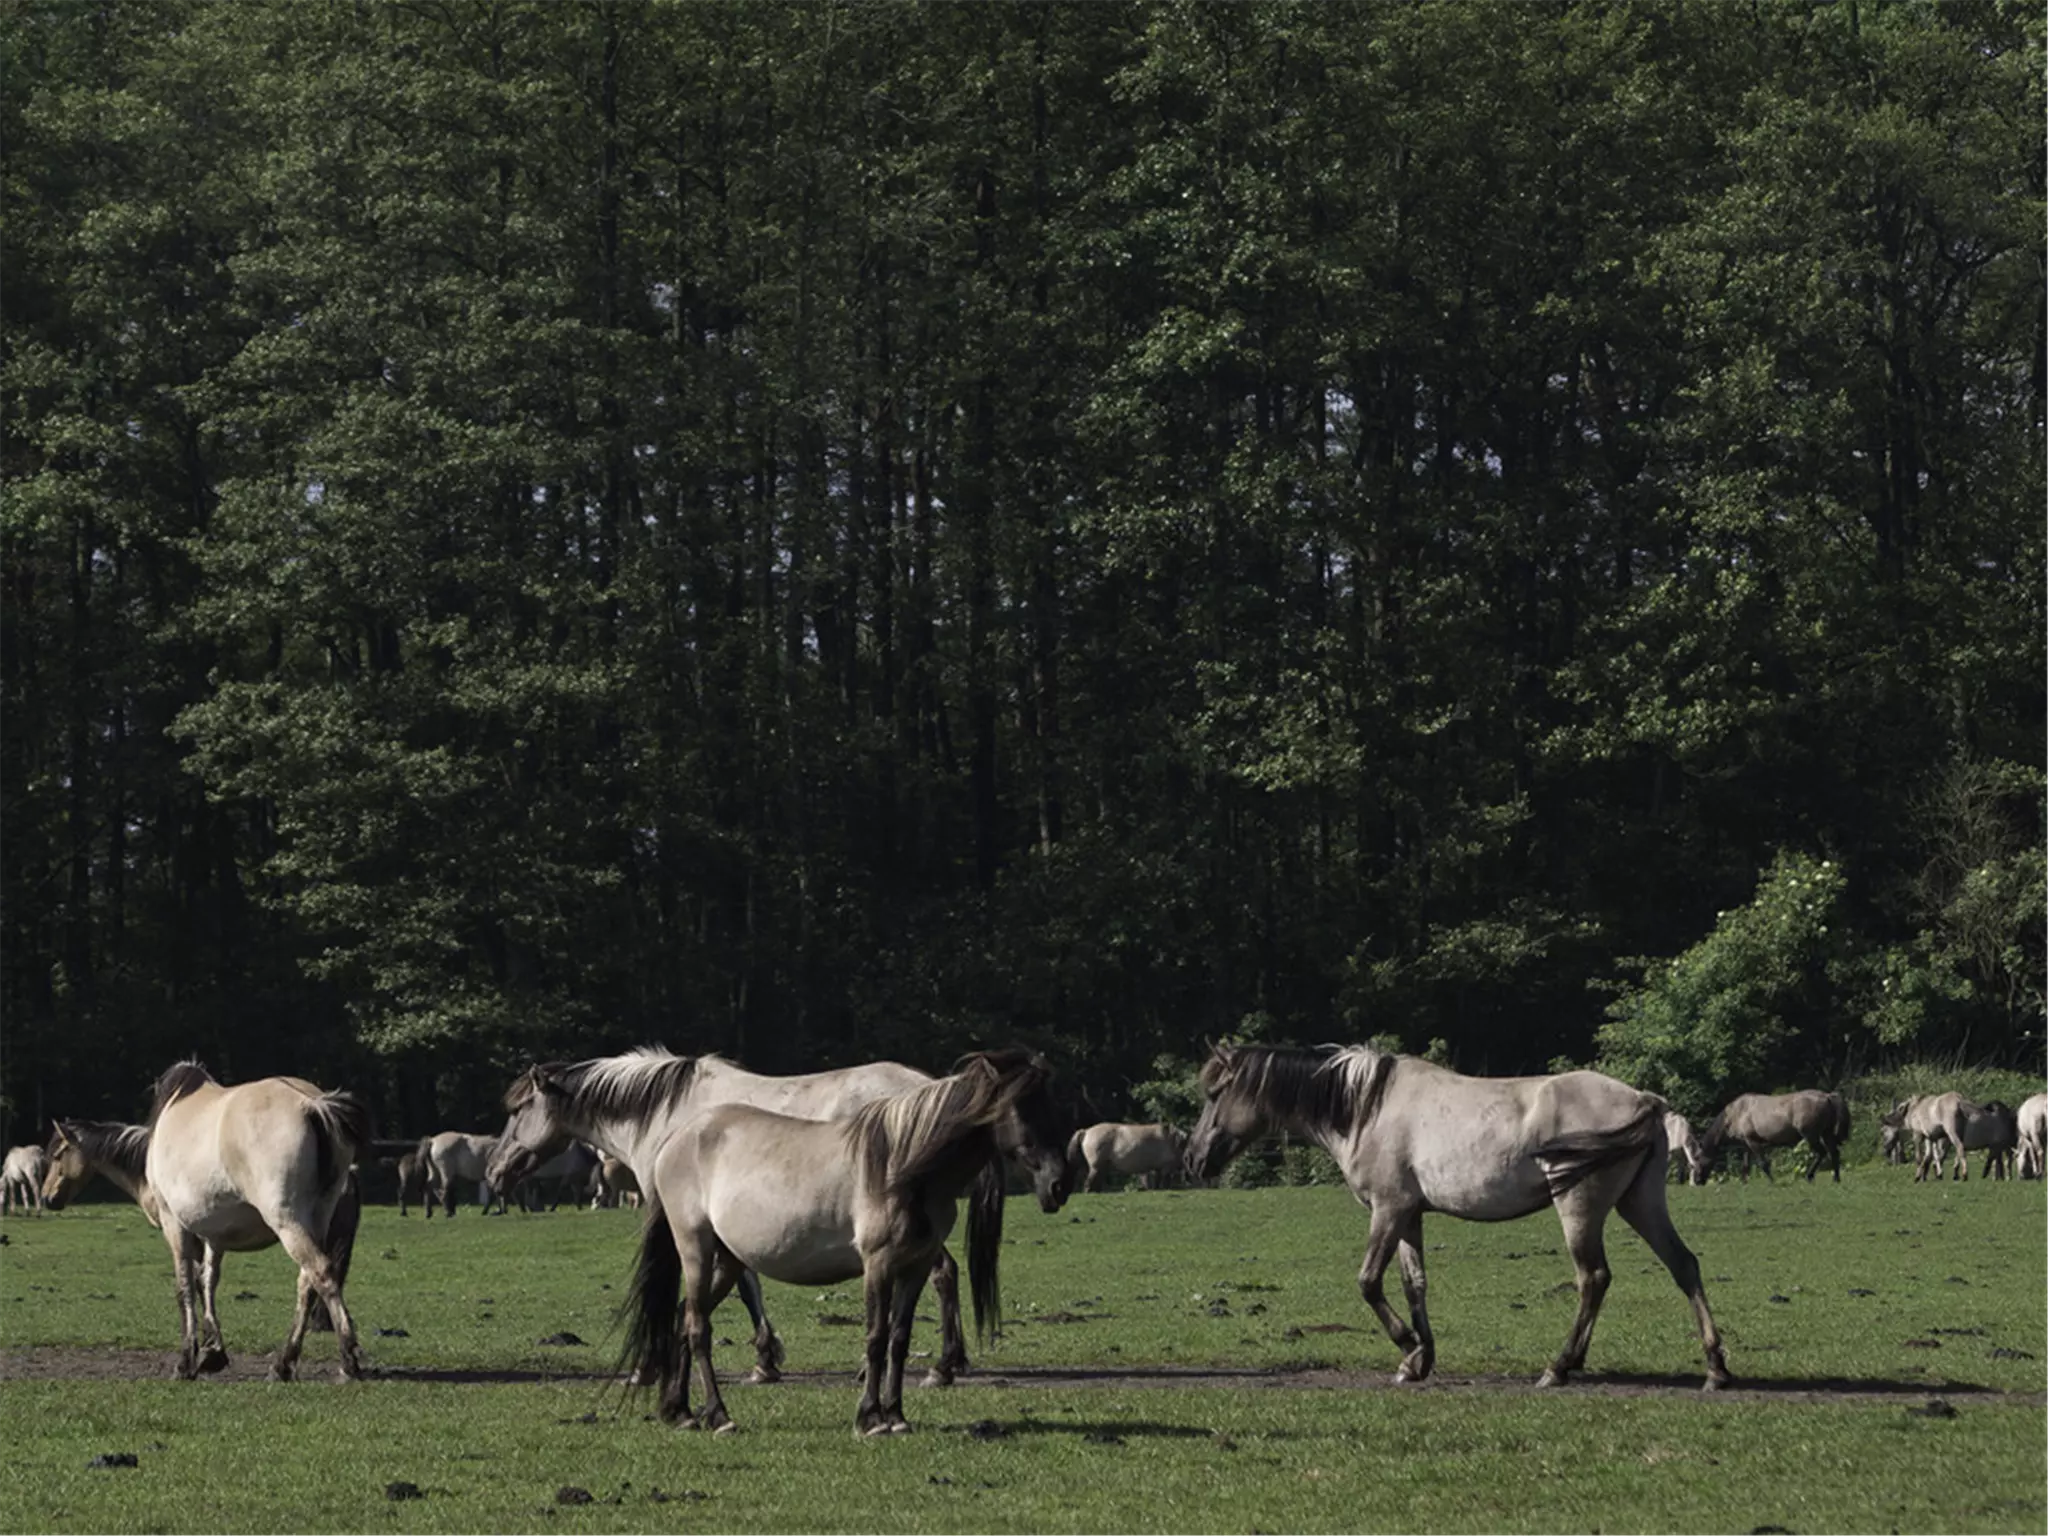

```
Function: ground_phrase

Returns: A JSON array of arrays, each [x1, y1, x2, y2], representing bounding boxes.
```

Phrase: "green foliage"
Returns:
[[1595, 853, 1850, 1117]]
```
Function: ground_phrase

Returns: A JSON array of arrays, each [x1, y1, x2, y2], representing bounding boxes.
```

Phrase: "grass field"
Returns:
[[2, 1170, 2042, 1533]]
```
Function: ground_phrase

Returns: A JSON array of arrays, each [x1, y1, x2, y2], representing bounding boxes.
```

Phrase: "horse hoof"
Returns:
[[713, 1421, 740, 1436], [197, 1349, 229, 1376], [888, 1420, 914, 1435], [1535, 1369, 1565, 1388], [747, 1365, 782, 1385], [920, 1369, 954, 1389], [267, 1365, 294, 1383]]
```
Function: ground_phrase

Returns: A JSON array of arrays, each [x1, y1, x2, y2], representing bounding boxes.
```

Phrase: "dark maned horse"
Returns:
[[1699, 1091, 1851, 1183], [489, 1047, 992, 1386], [133, 1061, 367, 1380], [1186, 1043, 1730, 1391], [620, 1050, 1072, 1436]]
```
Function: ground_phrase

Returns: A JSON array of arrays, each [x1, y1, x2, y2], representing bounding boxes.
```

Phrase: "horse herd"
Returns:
[[8, 1047, 2044, 1437]]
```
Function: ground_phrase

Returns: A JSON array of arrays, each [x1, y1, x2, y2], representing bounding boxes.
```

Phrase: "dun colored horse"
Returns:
[[48, 1062, 368, 1380], [490, 1048, 987, 1385], [595, 1155, 642, 1209], [1883, 1094, 2018, 1181], [3, 1144, 49, 1214], [1186, 1042, 1730, 1391], [422, 1131, 507, 1216], [1067, 1122, 1187, 1192], [1699, 1091, 1851, 1182], [2016, 1093, 2048, 1181], [1662, 1112, 1710, 1186], [619, 1049, 1071, 1436]]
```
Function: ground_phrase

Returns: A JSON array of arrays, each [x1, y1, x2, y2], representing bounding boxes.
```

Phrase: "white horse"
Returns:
[[2016, 1093, 2048, 1180], [3, 1144, 49, 1214], [1067, 1121, 1186, 1191], [619, 1050, 1071, 1436], [422, 1131, 506, 1216], [489, 1047, 982, 1384], [1187, 1042, 1729, 1390]]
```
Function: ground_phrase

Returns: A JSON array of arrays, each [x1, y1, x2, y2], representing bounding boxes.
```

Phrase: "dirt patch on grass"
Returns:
[[5, 1345, 2041, 1407]]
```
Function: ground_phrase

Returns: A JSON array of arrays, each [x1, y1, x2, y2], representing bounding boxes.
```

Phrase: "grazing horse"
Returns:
[[1185, 1043, 1730, 1391], [1662, 1112, 1710, 1186], [1699, 1091, 1851, 1183], [422, 1131, 506, 1217], [489, 1048, 995, 1386], [3, 1144, 49, 1214], [1884, 1094, 2016, 1181], [619, 1049, 1071, 1437], [1067, 1122, 1186, 1192], [2016, 1093, 2048, 1181]]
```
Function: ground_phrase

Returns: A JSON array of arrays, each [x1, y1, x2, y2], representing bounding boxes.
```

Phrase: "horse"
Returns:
[[1883, 1094, 2015, 1181], [595, 1155, 642, 1209], [1185, 1042, 1730, 1391], [3, 1144, 49, 1214], [503, 1141, 600, 1212], [394, 1146, 428, 1215], [1698, 1091, 1851, 1183], [1067, 1121, 1186, 1192], [2016, 1093, 2048, 1180], [1662, 1112, 1710, 1186], [50, 1062, 369, 1381], [619, 1049, 1071, 1437], [422, 1131, 506, 1217], [488, 1047, 993, 1385]]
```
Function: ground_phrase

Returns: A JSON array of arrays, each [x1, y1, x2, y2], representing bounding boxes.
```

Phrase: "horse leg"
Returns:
[[1084, 1163, 1103, 1194], [1613, 1155, 1731, 1390], [881, 1267, 925, 1433], [273, 1224, 362, 1382], [924, 1248, 967, 1387], [734, 1268, 785, 1384], [1353, 1203, 1427, 1384], [165, 1224, 205, 1380], [1756, 1144, 1775, 1183], [856, 1263, 897, 1437], [686, 1249, 742, 1435], [196, 1245, 230, 1374], [1539, 1161, 1640, 1388], [1393, 1217, 1435, 1383]]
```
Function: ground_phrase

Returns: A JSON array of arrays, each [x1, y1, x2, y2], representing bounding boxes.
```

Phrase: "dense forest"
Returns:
[[4, 0, 2041, 1142]]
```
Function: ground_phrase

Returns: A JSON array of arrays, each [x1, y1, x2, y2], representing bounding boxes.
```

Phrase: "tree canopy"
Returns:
[[5, 0, 2041, 1138]]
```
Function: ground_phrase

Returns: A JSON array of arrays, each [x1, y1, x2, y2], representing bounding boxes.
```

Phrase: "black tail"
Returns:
[[307, 1091, 372, 1194], [1537, 1103, 1663, 1200], [616, 1199, 681, 1398], [966, 1156, 1005, 1347]]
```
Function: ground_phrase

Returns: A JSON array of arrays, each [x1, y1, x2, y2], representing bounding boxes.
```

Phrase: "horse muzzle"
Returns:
[[1185, 1129, 1236, 1183]]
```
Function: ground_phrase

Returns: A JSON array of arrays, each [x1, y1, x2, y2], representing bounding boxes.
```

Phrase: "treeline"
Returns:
[[4, 0, 2041, 1140]]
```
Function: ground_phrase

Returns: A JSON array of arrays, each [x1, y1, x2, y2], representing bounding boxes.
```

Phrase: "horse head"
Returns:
[[487, 1064, 577, 1194], [960, 1049, 1071, 1213], [1186, 1044, 1259, 1182]]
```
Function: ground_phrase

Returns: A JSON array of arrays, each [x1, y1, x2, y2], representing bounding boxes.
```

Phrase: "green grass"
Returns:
[[2, 1172, 2043, 1533]]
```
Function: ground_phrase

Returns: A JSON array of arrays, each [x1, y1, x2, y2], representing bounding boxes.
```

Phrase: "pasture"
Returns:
[[2, 1173, 2042, 1533]]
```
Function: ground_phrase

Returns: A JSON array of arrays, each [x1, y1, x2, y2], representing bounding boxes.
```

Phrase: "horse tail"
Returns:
[[966, 1155, 1005, 1347], [305, 1091, 371, 1195], [1537, 1102, 1662, 1200], [1831, 1093, 1852, 1145], [309, 1169, 362, 1333], [1699, 1108, 1728, 1156], [1065, 1128, 1087, 1181], [617, 1198, 681, 1397]]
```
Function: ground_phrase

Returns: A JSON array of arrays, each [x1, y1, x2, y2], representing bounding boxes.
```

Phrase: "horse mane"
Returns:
[[54, 1119, 152, 1182], [847, 1049, 1048, 1195], [1204, 1043, 1392, 1134], [510, 1046, 719, 1124], [148, 1059, 217, 1125]]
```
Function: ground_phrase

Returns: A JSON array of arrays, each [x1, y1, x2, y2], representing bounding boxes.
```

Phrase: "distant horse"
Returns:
[[1662, 1112, 1710, 1186], [394, 1146, 428, 1215], [504, 1141, 600, 1212], [422, 1131, 506, 1217], [1699, 1091, 1851, 1183], [2016, 1093, 2048, 1180], [595, 1155, 642, 1209], [3, 1144, 49, 1214], [1067, 1122, 1186, 1192], [1884, 1094, 2016, 1181], [489, 1047, 999, 1385], [50, 1062, 368, 1380], [1185, 1042, 1730, 1390], [619, 1049, 1071, 1436]]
